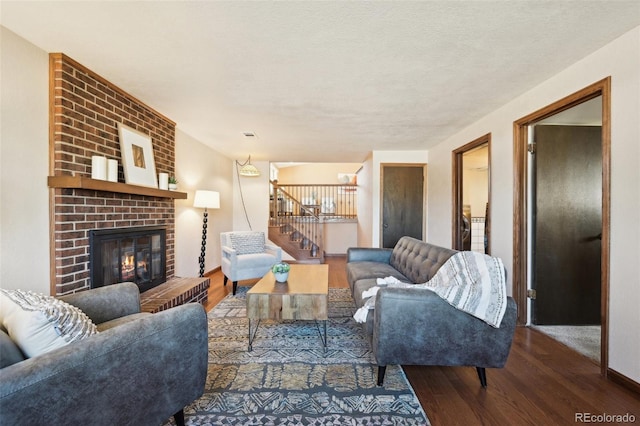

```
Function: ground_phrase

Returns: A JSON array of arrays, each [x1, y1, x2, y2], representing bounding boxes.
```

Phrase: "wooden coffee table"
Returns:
[[246, 264, 329, 351]]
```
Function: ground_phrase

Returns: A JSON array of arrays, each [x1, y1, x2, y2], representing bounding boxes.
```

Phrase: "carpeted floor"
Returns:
[[532, 325, 600, 363], [164, 287, 429, 425]]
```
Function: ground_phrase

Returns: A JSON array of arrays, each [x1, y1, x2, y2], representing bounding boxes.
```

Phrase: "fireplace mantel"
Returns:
[[48, 176, 187, 199]]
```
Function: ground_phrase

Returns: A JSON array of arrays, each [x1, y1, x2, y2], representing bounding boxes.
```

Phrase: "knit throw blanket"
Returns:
[[354, 251, 508, 328]]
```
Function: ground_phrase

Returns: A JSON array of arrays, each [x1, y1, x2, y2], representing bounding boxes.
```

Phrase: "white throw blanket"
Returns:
[[353, 251, 508, 328]]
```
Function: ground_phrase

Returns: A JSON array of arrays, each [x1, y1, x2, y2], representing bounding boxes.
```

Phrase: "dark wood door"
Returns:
[[381, 165, 424, 248], [532, 125, 602, 325]]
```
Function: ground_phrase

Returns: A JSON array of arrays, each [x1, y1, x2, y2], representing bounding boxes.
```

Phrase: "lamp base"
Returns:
[[199, 210, 208, 277]]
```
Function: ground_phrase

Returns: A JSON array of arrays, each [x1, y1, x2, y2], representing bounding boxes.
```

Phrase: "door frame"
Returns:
[[452, 133, 491, 252], [379, 163, 427, 247], [513, 77, 611, 375]]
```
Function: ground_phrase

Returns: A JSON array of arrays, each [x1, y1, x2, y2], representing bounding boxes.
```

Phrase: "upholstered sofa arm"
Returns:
[[372, 286, 517, 369], [0, 303, 208, 426], [59, 282, 141, 324], [347, 247, 393, 264]]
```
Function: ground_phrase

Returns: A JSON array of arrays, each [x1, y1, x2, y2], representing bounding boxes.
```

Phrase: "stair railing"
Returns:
[[272, 182, 357, 219], [270, 183, 324, 262], [270, 181, 358, 262]]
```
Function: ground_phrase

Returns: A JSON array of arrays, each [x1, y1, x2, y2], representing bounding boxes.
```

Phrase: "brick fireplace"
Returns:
[[49, 53, 178, 297]]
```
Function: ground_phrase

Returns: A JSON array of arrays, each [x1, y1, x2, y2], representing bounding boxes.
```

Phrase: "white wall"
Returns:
[[0, 27, 50, 293], [174, 129, 233, 276], [356, 153, 374, 247], [426, 26, 640, 383], [232, 160, 271, 234], [463, 168, 489, 218], [276, 163, 361, 184], [324, 222, 358, 255]]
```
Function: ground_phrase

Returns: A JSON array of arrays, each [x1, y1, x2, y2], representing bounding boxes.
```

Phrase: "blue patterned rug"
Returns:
[[164, 287, 430, 425]]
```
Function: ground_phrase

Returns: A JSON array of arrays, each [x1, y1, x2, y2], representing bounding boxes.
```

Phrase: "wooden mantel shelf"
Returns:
[[48, 176, 188, 199]]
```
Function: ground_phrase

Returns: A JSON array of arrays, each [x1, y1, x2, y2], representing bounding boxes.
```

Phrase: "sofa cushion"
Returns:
[[0, 289, 98, 358], [352, 278, 385, 308], [0, 329, 25, 368], [347, 261, 409, 290], [230, 232, 265, 255], [389, 237, 456, 283], [236, 252, 278, 268]]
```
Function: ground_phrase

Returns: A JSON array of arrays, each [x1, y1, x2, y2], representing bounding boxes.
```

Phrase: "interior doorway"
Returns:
[[380, 164, 425, 248], [513, 78, 611, 374], [452, 134, 491, 253]]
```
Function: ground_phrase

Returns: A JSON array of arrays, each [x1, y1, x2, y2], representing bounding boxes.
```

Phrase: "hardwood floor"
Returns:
[[204, 256, 640, 425]]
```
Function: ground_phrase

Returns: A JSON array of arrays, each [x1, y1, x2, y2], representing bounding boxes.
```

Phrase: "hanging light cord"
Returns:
[[236, 155, 251, 168], [235, 160, 253, 230]]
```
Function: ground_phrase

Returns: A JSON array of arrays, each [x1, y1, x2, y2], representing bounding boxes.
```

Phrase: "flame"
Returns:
[[123, 255, 134, 266]]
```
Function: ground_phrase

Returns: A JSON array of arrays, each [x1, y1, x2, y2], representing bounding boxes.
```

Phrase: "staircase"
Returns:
[[268, 223, 322, 264], [269, 180, 357, 263], [269, 182, 323, 263]]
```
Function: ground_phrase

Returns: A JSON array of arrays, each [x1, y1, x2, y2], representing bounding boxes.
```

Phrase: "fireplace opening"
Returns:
[[90, 226, 166, 293]]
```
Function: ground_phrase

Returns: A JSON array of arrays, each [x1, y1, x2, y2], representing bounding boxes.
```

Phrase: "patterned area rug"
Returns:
[[164, 287, 429, 425]]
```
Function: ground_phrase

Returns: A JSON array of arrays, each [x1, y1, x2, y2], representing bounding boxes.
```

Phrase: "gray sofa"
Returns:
[[0, 282, 208, 426], [347, 236, 517, 387]]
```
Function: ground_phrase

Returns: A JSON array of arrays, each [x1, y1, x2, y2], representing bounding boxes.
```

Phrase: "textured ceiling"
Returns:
[[2, 1, 639, 163]]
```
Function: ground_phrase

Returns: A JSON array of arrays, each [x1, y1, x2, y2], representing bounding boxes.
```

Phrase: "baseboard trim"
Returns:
[[205, 266, 221, 276], [607, 367, 640, 395]]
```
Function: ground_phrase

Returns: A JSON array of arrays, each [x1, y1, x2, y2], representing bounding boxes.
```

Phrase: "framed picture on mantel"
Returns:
[[118, 123, 158, 188]]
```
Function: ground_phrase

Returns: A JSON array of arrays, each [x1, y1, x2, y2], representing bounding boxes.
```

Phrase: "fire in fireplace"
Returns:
[[89, 226, 166, 293]]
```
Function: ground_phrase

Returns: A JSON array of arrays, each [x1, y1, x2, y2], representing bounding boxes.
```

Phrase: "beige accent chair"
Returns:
[[220, 231, 282, 295]]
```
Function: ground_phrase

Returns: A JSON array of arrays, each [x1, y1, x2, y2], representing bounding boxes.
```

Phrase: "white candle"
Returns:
[[107, 159, 118, 182], [91, 156, 107, 180], [158, 172, 169, 190]]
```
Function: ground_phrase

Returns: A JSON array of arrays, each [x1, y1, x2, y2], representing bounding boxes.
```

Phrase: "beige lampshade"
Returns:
[[193, 190, 220, 209]]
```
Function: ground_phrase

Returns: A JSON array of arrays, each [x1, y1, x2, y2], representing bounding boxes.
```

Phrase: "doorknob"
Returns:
[[581, 233, 602, 242]]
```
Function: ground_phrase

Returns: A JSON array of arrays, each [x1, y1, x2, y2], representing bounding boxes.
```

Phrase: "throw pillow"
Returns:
[[0, 289, 98, 358], [229, 232, 265, 255]]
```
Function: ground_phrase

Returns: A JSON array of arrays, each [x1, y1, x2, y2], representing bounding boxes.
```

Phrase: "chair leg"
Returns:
[[476, 367, 487, 388], [173, 409, 185, 426], [377, 365, 387, 386], [233, 281, 238, 295], [223, 275, 228, 286]]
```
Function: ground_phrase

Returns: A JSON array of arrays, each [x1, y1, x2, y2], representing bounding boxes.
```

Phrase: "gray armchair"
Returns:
[[220, 231, 282, 295], [0, 282, 208, 426]]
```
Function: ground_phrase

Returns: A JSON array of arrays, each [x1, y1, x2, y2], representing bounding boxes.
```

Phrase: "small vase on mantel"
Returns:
[[272, 262, 290, 283]]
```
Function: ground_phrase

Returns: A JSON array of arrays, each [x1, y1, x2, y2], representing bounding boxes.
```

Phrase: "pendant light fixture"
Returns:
[[237, 155, 260, 177]]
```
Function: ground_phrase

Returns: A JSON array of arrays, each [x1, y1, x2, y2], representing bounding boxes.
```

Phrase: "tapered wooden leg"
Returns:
[[377, 365, 387, 386], [223, 275, 228, 286], [173, 409, 185, 426], [233, 281, 238, 295], [476, 367, 487, 388]]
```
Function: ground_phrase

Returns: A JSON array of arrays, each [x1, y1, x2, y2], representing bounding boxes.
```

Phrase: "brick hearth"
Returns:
[[140, 277, 210, 313]]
